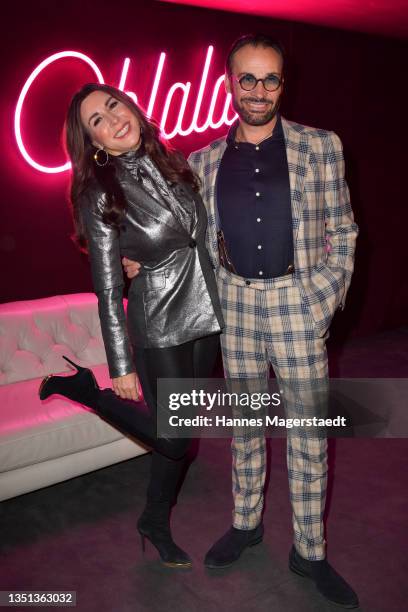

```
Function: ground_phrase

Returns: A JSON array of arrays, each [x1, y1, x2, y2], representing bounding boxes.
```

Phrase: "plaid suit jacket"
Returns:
[[188, 117, 358, 334]]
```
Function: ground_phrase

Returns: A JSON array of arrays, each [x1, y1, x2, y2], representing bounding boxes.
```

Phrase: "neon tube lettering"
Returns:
[[15, 47, 238, 174], [14, 51, 104, 174], [160, 81, 192, 139], [146, 52, 166, 119]]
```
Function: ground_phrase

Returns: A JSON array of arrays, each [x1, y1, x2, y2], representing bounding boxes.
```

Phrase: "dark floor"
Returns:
[[1, 328, 407, 612]]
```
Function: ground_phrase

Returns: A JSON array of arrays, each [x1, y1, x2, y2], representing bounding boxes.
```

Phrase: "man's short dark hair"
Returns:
[[225, 34, 285, 76]]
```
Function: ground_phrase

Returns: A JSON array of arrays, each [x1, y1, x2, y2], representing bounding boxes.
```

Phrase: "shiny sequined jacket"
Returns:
[[79, 150, 224, 378]]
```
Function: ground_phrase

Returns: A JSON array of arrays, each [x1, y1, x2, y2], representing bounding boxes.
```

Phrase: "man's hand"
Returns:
[[112, 372, 141, 401], [122, 257, 141, 279]]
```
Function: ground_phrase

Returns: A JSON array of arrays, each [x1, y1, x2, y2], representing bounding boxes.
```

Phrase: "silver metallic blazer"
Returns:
[[80, 151, 224, 379]]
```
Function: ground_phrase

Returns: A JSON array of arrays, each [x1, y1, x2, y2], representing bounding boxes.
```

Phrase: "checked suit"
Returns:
[[188, 117, 358, 560]]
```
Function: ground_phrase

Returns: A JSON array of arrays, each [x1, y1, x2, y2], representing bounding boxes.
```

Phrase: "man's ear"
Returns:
[[224, 74, 231, 95]]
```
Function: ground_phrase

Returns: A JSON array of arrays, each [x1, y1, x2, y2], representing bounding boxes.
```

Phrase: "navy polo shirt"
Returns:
[[216, 114, 294, 279]]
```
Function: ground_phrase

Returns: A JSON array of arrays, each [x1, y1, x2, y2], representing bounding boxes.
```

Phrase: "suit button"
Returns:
[[189, 239, 197, 248]]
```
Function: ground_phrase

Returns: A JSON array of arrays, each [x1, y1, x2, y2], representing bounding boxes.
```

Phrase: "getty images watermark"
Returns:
[[155, 378, 408, 439], [166, 388, 346, 430]]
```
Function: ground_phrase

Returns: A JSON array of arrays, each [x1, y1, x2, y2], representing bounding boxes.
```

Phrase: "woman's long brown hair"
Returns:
[[65, 82, 200, 251]]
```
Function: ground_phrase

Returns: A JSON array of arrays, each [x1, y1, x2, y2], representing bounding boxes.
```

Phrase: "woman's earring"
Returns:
[[93, 147, 109, 167]]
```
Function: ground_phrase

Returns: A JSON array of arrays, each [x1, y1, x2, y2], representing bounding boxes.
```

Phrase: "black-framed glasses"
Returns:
[[233, 73, 283, 92]]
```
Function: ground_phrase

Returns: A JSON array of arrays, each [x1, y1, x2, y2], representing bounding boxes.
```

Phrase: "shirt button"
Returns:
[[258, 271, 263, 276], [257, 245, 262, 250], [255, 168, 260, 173], [256, 192, 260, 197], [255, 146, 260, 151], [256, 217, 261, 222]]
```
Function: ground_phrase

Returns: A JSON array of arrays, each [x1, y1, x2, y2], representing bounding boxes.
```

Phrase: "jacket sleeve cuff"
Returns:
[[97, 286, 135, 378]]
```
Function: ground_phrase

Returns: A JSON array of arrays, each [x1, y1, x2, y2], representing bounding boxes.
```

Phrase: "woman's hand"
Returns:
[[122, 256, 141, 279], [112, 372, 141, 401]]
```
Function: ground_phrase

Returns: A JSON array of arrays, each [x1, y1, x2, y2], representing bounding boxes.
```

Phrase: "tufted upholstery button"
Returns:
[[0, 294, 109, 384], [189, 239, 197, 248]]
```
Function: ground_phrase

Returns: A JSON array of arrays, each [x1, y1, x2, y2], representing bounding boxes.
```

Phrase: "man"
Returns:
[[124, 34, 359, 608]]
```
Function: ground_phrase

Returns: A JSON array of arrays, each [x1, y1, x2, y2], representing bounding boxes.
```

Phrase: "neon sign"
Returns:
[[14, 46, 237, 174]]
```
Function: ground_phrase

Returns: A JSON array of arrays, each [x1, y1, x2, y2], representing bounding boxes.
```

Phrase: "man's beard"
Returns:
[[232, 94, 281, 126]]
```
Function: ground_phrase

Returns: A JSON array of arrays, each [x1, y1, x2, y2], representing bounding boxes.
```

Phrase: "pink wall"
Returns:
[[2, 0, 407, 341]]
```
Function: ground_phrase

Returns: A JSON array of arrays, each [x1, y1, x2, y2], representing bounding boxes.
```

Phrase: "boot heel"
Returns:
[[62, 355, 99, 388], [62, 355, 84, 371]]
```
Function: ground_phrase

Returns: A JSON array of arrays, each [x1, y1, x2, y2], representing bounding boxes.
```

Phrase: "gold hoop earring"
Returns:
[[93, 147, 109, 167]]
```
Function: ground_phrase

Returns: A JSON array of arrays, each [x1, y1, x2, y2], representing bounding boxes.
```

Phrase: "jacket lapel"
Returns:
[[282, 117, 310, 242], [173, 181, 199, 236], [203, 139, 228, 263], [118, 173, 189, 238]]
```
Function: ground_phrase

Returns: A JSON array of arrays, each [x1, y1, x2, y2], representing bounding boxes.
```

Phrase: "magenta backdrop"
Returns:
[[1, 0, 407, 341]]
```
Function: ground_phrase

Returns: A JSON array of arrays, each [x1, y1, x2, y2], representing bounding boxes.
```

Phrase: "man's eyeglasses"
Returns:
[[232, 73, 283, 92]]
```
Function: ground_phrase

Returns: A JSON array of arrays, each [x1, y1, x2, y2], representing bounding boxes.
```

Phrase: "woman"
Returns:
[[39, 83, 224, 568]]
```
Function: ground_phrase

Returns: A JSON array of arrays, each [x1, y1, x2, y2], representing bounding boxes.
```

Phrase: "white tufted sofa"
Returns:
[[0, 293, 148, 502]]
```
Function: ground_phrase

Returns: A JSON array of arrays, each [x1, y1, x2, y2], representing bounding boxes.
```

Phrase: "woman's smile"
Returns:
[[80, 90, 142, 155], [114, 122, 131, 138]]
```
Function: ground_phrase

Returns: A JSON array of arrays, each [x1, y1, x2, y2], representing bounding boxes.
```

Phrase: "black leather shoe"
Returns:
[[289, 545, 359, 609], [204, 525, 264, 568]]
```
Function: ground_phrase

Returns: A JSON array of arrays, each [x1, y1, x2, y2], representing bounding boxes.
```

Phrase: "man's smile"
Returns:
[[242, 99, 271, 112]]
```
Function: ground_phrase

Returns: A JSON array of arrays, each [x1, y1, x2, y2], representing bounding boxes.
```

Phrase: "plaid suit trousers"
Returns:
[[217, 265, 328, 561]]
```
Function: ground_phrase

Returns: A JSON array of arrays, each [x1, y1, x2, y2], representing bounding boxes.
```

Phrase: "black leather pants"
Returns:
[[133, 333, 220, 506], [96, 333, 220, 459], [133, 332, 220, 458]]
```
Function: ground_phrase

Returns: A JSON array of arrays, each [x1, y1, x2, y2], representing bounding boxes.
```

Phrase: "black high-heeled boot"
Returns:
[[39, 356, 99, 407], [137, 451, 192, 568], [38, 356, 187, 460]]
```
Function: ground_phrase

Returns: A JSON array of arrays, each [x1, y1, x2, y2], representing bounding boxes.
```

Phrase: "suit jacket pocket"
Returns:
[[298, 262, 345, 335], [127, 270, 168, 346], [143, 270, 167, 300]]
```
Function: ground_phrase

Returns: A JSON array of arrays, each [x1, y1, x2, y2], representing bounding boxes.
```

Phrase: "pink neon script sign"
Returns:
[[15, 46, 237, 174]]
